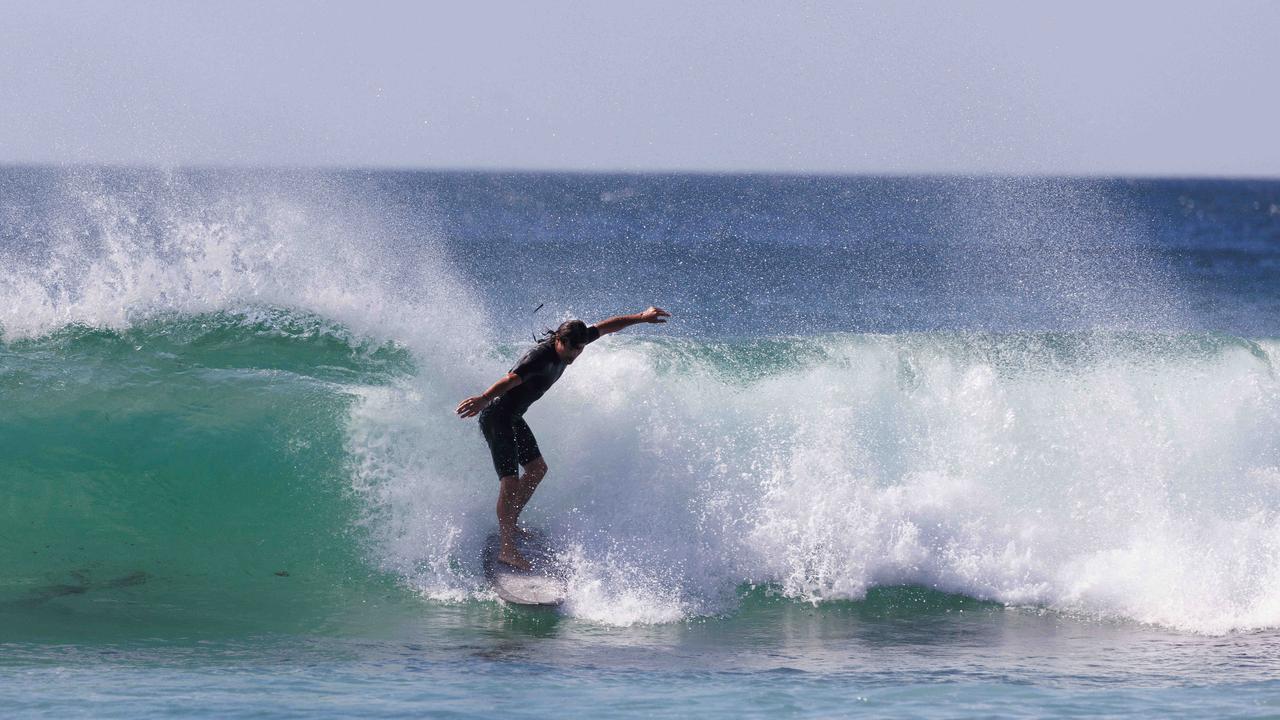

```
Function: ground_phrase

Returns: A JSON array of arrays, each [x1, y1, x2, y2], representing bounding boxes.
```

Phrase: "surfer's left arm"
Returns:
[[593, 306, 670, 336]]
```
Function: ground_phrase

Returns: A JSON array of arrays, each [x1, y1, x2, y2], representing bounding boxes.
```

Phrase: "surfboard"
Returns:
[[482, 529, 567, 606]]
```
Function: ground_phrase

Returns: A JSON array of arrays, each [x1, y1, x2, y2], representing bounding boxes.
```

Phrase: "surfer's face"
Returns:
[[556, 338, 585, 364]]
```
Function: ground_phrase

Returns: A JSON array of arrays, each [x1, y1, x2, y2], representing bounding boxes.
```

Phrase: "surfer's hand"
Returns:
[[455, 395, 491, 418], [640, 306, 670, 323]]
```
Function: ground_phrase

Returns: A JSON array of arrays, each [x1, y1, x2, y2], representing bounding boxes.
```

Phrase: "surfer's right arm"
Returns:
[[455, 373, 523, 418]]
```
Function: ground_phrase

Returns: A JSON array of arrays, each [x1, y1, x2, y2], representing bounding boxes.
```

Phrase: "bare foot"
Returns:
[[514, 525, 538, 541], [497, 547, 531, 572]]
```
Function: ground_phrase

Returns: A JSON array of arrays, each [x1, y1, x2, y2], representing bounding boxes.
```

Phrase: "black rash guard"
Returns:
[[489, 325, 600, 416]]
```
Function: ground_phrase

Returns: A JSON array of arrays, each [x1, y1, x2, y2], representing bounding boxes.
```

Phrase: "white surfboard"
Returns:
[[482, 530, 567, 606]]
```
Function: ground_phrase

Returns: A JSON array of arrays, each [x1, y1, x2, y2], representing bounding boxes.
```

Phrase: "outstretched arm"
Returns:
[[456, 372, 523, 418], [594, 306, 671, 336]]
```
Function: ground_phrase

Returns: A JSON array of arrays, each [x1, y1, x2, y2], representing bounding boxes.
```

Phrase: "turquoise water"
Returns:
[[5, 168, 1280, 716], [6, 595, 1280, 717]]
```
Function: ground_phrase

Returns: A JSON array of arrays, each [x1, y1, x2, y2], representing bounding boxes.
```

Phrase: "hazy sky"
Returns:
[[2, 0, 1278, 175]]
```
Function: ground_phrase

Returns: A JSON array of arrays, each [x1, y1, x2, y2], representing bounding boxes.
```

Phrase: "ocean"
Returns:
[[2, 167, 1280, 717]]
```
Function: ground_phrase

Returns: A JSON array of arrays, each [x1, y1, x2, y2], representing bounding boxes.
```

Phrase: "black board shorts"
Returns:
[[478, 406, 542, 478]]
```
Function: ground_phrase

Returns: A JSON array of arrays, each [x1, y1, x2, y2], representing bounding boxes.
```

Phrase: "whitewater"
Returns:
[[4, 167, 1279, 633], [4, 167, 1280, 717]]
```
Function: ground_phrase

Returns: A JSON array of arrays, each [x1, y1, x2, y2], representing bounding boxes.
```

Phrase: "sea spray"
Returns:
[[350, 332, 1280, 632], [5, 169, 1280, 635], [0, 167, 489, 356], [0, 167, 489, 631]]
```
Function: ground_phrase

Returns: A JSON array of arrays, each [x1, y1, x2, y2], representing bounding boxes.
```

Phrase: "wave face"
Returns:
[[0, 168, 487, 633], [4, 168, 1280, 635], [0, 314, 411, 631]]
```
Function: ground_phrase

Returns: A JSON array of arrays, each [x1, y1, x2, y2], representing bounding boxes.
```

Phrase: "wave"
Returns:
[[0, 313, 412, 633], [4, 169, 1280, 636], [0, 167, 489, 633], [358, 329, 1280, 632], [5, 320, 1279, 634]]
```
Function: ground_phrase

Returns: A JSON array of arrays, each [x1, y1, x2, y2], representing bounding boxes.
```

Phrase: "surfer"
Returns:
[[456, 306, 671, 571]]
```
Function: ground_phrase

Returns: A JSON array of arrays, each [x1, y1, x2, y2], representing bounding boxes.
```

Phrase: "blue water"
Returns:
[[3, 167, 1280, 716]]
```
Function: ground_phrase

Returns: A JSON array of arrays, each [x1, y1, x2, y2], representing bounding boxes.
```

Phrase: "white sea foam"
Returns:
[[0, 169, 488, 358], [7, 171, 1280, 634], [350, 329, 1280, 633]]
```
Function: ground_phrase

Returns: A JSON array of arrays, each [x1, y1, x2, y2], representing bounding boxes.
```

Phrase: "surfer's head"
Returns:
[[549, 319, 591, 363]]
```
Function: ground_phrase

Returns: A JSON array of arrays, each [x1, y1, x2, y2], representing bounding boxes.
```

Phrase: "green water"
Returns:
[[5, 309, 1280, 717], [0, 311, 415, 638]]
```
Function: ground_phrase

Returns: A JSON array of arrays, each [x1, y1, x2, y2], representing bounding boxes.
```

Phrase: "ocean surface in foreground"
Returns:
[[3, 168, 1280, 717]]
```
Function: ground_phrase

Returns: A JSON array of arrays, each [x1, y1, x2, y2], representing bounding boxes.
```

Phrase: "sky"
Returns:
[[2, 0, 1278, 176]]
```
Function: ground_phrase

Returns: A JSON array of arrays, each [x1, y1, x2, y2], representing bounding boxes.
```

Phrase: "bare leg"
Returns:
[[496, 475, 530, 571], [512, 456, 548, 532]]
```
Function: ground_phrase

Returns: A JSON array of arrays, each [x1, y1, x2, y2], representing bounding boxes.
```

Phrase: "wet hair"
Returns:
[[539, 319, 591, 347]]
